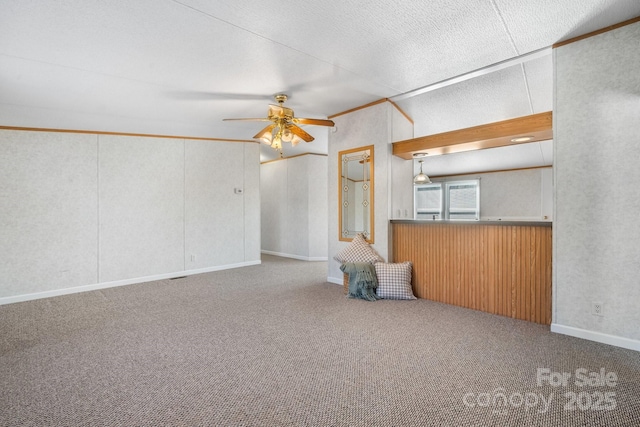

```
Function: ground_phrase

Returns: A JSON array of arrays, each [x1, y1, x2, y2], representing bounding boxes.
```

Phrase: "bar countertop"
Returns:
[[390, 219, 552, 227]]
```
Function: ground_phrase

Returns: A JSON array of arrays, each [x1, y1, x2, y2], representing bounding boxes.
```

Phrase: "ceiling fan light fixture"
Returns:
[[256, 130, 274, 145], [290, 134, 304, 147], [281, 127, 293, 142], [224, 93, 335, 153]]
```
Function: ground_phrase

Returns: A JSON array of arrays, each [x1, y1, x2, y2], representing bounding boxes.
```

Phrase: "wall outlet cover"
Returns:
[[591, 302, 604, 317]]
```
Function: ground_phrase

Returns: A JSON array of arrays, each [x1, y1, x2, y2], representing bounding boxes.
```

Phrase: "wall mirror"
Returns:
[[339, 145, 374, 243]]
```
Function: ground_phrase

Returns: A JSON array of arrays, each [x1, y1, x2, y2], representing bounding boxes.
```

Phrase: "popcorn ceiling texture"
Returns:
[[2, 0, 639, 154]]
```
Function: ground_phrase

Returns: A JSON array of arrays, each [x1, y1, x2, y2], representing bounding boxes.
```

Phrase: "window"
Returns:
[[446, 181, 480, 220], [414, 184, 442, 220], [414, 180, 479, 220]]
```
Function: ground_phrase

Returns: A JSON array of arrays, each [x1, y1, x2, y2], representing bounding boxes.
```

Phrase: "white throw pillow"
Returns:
[[375, 262, 416, 300], [333, 233, 383, 264]]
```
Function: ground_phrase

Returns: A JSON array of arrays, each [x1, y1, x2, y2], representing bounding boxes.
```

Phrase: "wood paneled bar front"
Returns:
[[391, 220, 552, 325]]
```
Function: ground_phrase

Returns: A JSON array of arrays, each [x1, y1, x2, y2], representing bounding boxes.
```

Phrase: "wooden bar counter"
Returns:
[[391, 220, 552, 325]]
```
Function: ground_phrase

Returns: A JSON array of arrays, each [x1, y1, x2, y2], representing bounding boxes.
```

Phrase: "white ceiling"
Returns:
[[1, 1, 639, 165]]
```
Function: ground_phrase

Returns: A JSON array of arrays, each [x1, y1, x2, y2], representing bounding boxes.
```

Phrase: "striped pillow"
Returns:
[[375, 262, 416, 300], [333, 233, 383, 264]]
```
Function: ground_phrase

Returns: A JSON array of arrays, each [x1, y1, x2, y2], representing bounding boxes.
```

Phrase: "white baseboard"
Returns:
[[327, 276, 343, 285], [551, 323, 640, 352], [261, 250, 328, 262], [0, 260, 262, 306]]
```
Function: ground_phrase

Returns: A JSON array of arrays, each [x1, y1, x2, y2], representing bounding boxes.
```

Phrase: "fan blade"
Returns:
[[293, 118, 335, 127], [288, 125, 314, 142], [223, 118, 271, 122], [253, 124, 276, 140]]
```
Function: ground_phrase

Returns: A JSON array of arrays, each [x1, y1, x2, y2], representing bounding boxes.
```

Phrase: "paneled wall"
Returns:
[[0, 131, 99, 296], [98, 135, 185, 281], [392, 222, 552, 325], [261, 154, 328, 260], [0, 130, 260, 303]]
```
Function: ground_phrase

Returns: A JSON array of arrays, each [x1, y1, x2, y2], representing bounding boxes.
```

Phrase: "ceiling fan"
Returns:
[[223, 94, 334, 154]]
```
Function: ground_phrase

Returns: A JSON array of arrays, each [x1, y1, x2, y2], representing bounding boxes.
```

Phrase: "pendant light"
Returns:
[[413, 160, 431, 184]]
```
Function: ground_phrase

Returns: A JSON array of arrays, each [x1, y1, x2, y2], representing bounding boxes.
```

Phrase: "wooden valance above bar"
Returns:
[[392, 221, 552, 325], [392, 111, 553, 160]]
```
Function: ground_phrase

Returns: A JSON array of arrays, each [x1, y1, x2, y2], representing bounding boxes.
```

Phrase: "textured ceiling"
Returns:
[[1, 0, 639, 164]]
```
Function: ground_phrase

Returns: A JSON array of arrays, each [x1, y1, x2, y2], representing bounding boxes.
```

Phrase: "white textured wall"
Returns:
[[260, 159, 286, 253], [0, 131, 98, 296], [243, 143, 261, 262], [480, 168, 551, 220], [260, 154, 328, 260], [286, 156, 310, 257], [307, 155, 328, 259], [427, 168, 553, 221], [99, 135, 185, 282], [554, 21, 640, 348], [328, 102, 412, 283], [390, 107, 415, 220], [0, 130, 260, 302], [185, 141, 247, 269]]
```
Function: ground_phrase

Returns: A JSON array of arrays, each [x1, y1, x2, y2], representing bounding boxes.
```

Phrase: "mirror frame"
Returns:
[[338, 145, 374, 243]]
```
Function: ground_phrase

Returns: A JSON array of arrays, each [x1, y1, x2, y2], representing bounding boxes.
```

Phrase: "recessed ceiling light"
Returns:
[[412, 152, 428, 158], [511, 136, 534, 143]]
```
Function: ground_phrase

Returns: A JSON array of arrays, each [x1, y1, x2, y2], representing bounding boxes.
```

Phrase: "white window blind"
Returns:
[[415, 184, 442, 219], [447, 181, 479, 220], [414, 180, 479, 220]]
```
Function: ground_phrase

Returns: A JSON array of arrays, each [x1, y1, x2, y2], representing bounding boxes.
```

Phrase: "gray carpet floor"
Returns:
[[1, 255, 639, 426]]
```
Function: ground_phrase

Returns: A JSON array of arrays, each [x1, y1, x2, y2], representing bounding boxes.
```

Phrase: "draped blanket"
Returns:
[[340, 262, 380, 301]]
